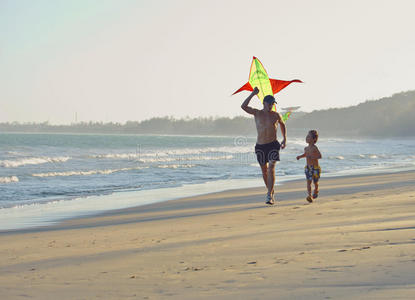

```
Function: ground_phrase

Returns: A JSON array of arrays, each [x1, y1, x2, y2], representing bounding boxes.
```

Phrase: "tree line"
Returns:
[[1, 91, 414, 137]]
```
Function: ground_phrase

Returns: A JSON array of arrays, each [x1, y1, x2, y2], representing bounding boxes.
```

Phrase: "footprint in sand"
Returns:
[[352, 246, 371, 251], [223, 280, 237, 283], [275, 259, 289, 264], [184, 266, 205, 271]]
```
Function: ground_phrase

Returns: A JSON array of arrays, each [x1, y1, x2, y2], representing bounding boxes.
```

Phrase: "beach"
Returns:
[[1, 171, 415, 299]]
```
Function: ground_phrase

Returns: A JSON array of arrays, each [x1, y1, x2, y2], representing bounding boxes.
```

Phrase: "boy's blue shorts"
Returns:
[[305, 165, 321, 183]]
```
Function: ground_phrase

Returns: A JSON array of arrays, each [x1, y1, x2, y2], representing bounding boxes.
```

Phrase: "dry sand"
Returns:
[[1, 171, 415, 299]]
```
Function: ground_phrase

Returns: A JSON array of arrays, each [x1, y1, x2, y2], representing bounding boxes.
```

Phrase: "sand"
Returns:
[[1, 171, 415, 299]]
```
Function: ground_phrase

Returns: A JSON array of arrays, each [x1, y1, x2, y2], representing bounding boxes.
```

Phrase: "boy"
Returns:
[[296, 130, 322, 203]]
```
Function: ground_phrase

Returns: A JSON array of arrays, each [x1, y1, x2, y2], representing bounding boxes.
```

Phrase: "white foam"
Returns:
[[162, 146, 251, 155], [324, 162, 415, 178], [136, 155, 234, 163], [6, 151, 24, 156], [0, 176, 19, 184], [32, 166, 148, 177], [89, 146, 251, 161], [0, 156, 70, 168], [157, 164, 196, 169], [89, 153, 167, 159]]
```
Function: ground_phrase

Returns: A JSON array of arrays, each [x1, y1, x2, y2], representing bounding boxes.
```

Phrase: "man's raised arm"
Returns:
[[241, 87, 259, 115]]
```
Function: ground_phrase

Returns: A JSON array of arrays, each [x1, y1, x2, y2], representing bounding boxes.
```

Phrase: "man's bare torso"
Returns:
[[254, 110, 279, 144]]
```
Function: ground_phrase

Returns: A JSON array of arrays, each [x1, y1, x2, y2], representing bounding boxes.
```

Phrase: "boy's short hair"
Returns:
[[309, 130, 318, 142]]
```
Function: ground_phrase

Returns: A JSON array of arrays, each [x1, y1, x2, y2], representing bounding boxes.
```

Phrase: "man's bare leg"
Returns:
[[267, 161, 276, 198], [260, 163, 268, 190]]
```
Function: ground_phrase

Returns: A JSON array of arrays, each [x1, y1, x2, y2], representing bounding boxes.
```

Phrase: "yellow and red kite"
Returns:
[[282, 111, 292, 122], [233, 57, 302, 110]]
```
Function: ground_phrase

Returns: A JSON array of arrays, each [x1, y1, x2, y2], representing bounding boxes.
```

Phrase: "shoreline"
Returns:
[[1, 169, 414, 235], [2, 167, 415, 234]]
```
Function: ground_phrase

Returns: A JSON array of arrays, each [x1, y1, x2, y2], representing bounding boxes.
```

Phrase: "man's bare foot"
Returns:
[[306, 195, 313, 203]]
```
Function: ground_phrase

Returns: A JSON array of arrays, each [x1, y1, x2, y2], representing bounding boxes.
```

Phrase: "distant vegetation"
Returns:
[[1, 91, 414, 137], [289, 90, 415, 137], [0, 117, 257, 136]]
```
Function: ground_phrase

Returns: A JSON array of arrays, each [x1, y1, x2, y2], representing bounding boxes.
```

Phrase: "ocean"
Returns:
[[1, 133, 415, 230]]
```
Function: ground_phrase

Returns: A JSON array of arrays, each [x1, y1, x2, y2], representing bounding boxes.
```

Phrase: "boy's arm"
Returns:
[[297, 147, 307, 160], [296, 153, 306, 160], [241, 87, 259, 115], [277, 114, 287, 149]]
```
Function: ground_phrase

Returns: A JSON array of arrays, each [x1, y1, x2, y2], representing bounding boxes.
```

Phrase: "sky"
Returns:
[[1, 0, 415, 124]]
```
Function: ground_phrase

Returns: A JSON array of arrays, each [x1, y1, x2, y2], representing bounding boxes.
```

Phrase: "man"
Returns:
[[241, 87, 286, 205]]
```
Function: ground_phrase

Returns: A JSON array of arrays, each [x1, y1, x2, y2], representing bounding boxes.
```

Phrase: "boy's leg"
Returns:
[[313, 181, 319, 198], [307, 180, 312, 196], [312, 167, 320, 198], [306, 180, 313, 202]]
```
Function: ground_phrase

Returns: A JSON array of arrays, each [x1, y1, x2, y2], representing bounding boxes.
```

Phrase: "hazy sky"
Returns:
[[1, 0, 414, 124]]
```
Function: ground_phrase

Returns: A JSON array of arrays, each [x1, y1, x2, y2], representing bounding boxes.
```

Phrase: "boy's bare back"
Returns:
[[304, 144, 321, 166]]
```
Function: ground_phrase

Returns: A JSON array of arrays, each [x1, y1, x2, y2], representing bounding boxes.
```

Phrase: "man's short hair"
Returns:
[[263, 95, 276, 105], [309, 130, 319, 142]]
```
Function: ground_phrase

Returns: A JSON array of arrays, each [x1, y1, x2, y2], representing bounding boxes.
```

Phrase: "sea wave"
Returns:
[[0, 176, 19, 184], [89, 153, 168, 159], [32, 166, 148, 177], [162, 146, 251, 155], [0, 156, 70, 168], [137, 155, 234, 163], [90, 154, 234, 163], [6, 151, 25, 156], [157, 164, 196, 169], [88, 147, 251, 161]]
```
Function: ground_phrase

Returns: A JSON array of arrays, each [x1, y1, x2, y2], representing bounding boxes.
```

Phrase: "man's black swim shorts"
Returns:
[[254, 140, 280, 165]]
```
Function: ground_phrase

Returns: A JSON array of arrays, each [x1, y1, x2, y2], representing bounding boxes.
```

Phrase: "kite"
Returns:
[[282, 111, 292, 122], [281, 106, 301, 112], [281, 106, 301, 122], [232, 57, 302, 111]]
